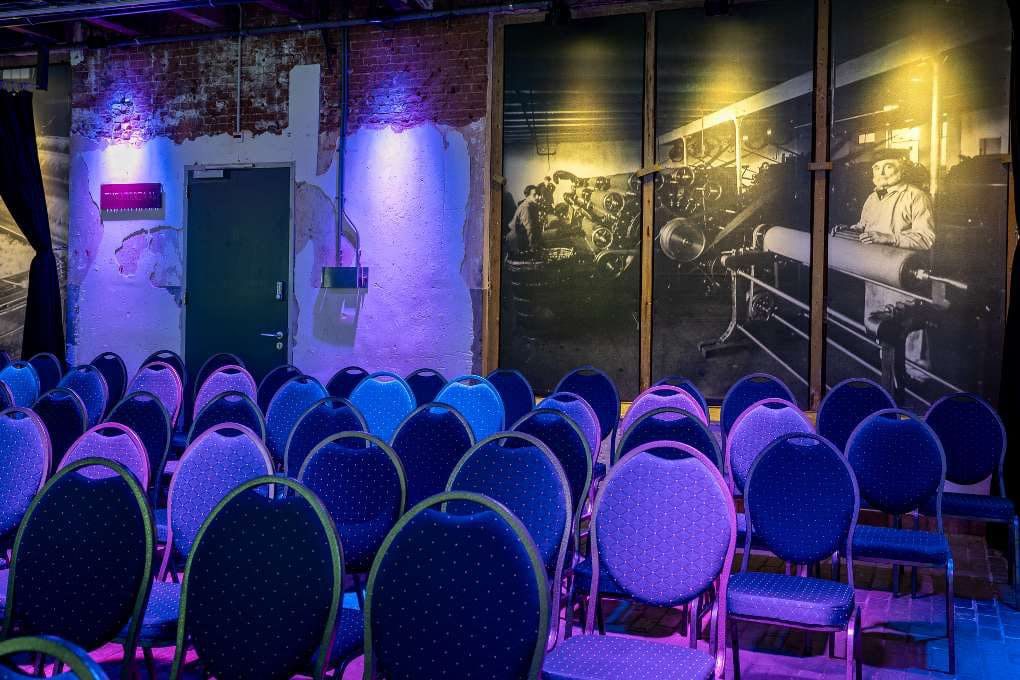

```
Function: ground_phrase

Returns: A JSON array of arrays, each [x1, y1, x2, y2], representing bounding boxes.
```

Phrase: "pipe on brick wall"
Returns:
[[0, 0, 265, 28], [0, 1, 550, 55], [337, 25, 348, 263]]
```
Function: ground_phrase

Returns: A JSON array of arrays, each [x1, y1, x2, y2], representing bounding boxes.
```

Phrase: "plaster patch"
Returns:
[[113, 226, 183, 304]]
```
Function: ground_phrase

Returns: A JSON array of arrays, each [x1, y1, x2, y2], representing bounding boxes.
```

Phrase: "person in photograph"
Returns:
[[508, 184, 543, 255]]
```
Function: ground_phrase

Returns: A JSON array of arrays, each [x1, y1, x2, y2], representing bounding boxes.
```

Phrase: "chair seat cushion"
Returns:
[[923, 492, 1016, 522], [332, 607, 364, 662], [572, 558, 625, 597], [543, 634, 713, 680], [852, 525, 950, 565], [163, 459, 179, 476], [120, 580, 180, 643], [728, 573, 854, 627]]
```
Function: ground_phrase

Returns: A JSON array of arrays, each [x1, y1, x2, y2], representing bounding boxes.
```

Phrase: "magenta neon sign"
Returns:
[[100, 183, 163, 212]]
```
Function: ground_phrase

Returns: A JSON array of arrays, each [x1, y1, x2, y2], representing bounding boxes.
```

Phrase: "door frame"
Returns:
[[181, 161, 296, 373]]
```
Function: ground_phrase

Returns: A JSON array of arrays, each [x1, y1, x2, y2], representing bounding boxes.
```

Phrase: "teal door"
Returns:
[[185, 167, 290, 386]]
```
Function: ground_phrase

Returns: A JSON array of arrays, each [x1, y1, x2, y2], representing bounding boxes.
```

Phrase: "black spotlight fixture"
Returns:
[[705, 0, 730, 16], [546, 0, 571, 27]]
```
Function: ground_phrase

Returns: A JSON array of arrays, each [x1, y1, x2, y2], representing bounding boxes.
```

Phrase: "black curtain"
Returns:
[[1000, 0, 1019, 511], [0, 90, 64, 362]]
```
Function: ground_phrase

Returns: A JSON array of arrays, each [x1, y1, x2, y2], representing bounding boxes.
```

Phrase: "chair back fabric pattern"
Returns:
[[616, 406, 721, 468], [512, 408, 592, 522], [0, 361, 40, 407], [487, 368, 536, 431], [366, 492, 549, 680], [189, 391, 265, 445], [621, 385, 708, 434], [925, 392, 1006, 486], [32, 387, 87, 468], [257, 364, 302, 414], [141, 350, 186, 386], [435, 375, 505, 442], [193, 353, 245, 399], [284, 396, 367, 478], [59, 422, 150, 490], [538, 392, 602, 460], [726, 398, 813, 493], [348, 371, 416, 443], [265, 375, 329, 467], [817, 378, 896, 452], [299, 432, 406, 573], [720, 372, 797, 438], [389, 403, 475, 507], [89, 352, 127, 410], [58, 365, 109, 428], [405, 368, 448, 407], [0, 408, 51, 541], [127, 361, 184, 427], [170, 477, 342, 680], [106, 390, 172, 495], [655, 375, 710, 417], [27, 352, 62, 394], [193, 364, 257, 418], [325, 365, 370, 400], [555, 366, 620, 455]]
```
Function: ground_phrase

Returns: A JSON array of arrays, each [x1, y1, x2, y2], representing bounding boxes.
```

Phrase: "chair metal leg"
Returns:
[[143, 646, 157, 680], [595, 594, 606, 635], [730, 619, 741, 680], [845, 616, 856, 680], [892, 563, 900, 596], [910, 566, 918, 598], [688, 602, 698, 649], [947, 558, 956, 675], [564, 579, 577, 639], [828, 632, 836, 658]]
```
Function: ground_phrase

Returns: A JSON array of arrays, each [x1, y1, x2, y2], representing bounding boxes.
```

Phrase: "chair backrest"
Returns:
[[188, 391, 265, 445], [265, 375, 328, 466], [817, 377, 896, 452], [726, 398, 813, 494], [32, 387, 87, 468], [89, 352, 127, 409], [721, 372, 797, 437], [58, 365, 109, 428], [107, 391, 172, 496], [325, 365, 369, 399], [434, 375, 505, 442], [0, 408, 51, 540], [512, 408, 592, 521], [127, 361, 184, 427], [171, 477, 341, 680], [141, 350, 185, 386], [193, 364, 257, 418], [555, 366, 620, 449], [846, 409, 946, 517], [405, 368, 448, 407], [538, 391, 602, 460], [925, 392, 1006, 487], [616, 406, 721, 468], [257, 364, 302, 414], [447, 433, 571, 580], [621, 384, 708, 434], [366, 492, 548, 680], [348, 371, 416, 443], [0, 382, 13, 411], [389, 403, 475, 507], [298, 432, 406, 573], [654, 375, 710, 418], [284, 396, 368, 478], [59, 422, 150, 490], [487, 368, 536, 429], [588, 442, 734, 672], [4, 459, 153, 666], [0, 361, 40, 407], [193, 352, 245, 399], [0, 635, 110, 679], [744, 433, 859, 571], [27, 353, 62, 394], [163, 424, 275, 569]]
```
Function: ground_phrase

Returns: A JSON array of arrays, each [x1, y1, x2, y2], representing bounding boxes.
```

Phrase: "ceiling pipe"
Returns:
[[0, 1, 264, 28]]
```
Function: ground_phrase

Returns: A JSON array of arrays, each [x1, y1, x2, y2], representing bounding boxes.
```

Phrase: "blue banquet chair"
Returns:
[[89, 352, 127, 411], [257, 364, 302, 414], [446, 432, 572, 645], [107, 391, 172, 505], [284, 396, 367, 479], [621, 385, 708, 434], [0, 408, 50, 548], [141, 350, 185, 387], [539, 392, 602, 474], [188, 391, 265, 445], [365, 492, 549, 679], [3, 459, 153, 680], [127, 361, 184, 428], [923, 393, 1018, 585], [727, 433, 861, 680], [615, 406, 721, 468], [0, 361, 40, 407], [59, 422, 150, 491], [58, 365, 109, 428], [720, 373, 797, 444], [434, 374, 505, 441], [0, 635, 110, 679], [847, 409, 955, 674], [193, 364, 257, 418], [544, 441, 736, 680], [348, 371, 416, 443], [32, 387, 87, 471], [27, 352, 62, 394], [325, 365, 369, 400], [405, 368, 448, 407], [488, 368, 536, 429], [555, 366, 620, 462], [192, 352, 244, 399], [168, 477, 346, 680], [725, 398, 813, 495], [265, 375, 328, 467], [388, 403, 474, 507], [655, 375, 710, 419], [817, 378, 896, 452]]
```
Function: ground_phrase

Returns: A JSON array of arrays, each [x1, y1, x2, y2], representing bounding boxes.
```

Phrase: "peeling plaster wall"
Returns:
[[68, 19, 489, 380]]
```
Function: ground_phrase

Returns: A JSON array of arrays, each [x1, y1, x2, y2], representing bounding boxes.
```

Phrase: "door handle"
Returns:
[[260, 331, 285, 340]]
